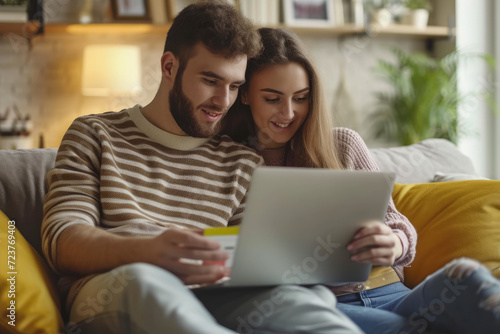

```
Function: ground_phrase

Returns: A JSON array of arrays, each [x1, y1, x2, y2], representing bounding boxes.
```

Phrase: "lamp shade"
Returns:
[[82, 45, 142, 96]]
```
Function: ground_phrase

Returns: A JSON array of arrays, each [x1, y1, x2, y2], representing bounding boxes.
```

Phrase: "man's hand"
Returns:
[[56, 225, 230, 285], [346, 221, 402, 267], [147, 228, 230, 285]]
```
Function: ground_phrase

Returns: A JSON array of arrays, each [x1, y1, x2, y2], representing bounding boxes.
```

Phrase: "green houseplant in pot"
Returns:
[[369, 48, 461, 145]]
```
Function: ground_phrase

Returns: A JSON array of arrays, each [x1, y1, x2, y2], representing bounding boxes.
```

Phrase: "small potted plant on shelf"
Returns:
[[401, 0, 431, 29]]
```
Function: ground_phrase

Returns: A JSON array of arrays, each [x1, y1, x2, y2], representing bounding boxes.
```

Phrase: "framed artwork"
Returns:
[[283, 0, 336, 27], [111, 0, 151, 22]]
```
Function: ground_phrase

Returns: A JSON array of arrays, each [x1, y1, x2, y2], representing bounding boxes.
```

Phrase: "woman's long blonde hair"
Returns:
[[223, 28, 343, 169]]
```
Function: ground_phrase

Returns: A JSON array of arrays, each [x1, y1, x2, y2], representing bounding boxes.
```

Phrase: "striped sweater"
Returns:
[[41, 105, 264, 274]]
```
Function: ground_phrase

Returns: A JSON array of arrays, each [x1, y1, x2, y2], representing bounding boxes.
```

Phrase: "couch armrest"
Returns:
[[0, 148, 57, 256]]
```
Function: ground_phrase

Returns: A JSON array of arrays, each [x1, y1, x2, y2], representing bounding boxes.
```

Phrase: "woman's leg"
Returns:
[[336, 283, 416, 334], [337, 302, 410, 334], [195, 284, 364, 334], [394, 258, 500, 334]]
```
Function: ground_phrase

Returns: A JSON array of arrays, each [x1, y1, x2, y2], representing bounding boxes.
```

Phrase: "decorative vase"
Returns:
[[401, 9, 429, 29], [412, 9, 429, 29]]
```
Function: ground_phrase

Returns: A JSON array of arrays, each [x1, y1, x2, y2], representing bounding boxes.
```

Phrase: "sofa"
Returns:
[[1, 138, 499, 333]]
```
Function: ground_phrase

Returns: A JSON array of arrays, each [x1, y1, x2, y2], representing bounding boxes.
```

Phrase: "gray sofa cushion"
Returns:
[[0, 148, 57, 256], [369, 138, 477, 184]]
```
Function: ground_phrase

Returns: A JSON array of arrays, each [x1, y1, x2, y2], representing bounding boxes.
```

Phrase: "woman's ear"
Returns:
[[160, 51, 178, 81]]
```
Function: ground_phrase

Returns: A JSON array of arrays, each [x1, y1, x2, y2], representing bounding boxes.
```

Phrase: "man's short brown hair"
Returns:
[[163, 0, 262, 65]]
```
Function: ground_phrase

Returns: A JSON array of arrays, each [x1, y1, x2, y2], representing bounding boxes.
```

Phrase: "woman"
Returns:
[[223, 27, 500, 334]]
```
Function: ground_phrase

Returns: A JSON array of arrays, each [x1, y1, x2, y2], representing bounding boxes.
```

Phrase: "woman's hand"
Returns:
[[347, 221, 402, 267]]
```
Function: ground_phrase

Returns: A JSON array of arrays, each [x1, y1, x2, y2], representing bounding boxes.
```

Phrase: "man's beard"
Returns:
[[169, 71, 224, 138]]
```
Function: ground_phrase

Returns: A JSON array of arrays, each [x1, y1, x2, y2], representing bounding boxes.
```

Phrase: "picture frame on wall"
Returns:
[[283, 0, 336, 27], [111, 0, 151, 22]]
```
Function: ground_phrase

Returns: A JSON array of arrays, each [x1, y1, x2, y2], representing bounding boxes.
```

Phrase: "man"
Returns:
[[42, 1, 363, 333]]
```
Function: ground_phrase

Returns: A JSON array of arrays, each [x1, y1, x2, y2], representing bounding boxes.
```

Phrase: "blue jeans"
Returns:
[[337, 260, 500, 334]]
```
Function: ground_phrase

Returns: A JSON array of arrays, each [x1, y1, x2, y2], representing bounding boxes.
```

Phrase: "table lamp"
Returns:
[[81, 44, 142, 96]]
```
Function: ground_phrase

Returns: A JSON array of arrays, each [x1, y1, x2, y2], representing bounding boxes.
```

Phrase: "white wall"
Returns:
[[456, 0, 497, 178]]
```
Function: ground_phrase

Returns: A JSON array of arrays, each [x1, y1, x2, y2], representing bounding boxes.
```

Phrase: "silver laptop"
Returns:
[[202, 166, 396, 288]]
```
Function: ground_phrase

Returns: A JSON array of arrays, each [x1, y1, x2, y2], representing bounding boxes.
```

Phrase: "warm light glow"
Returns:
[[66, 24, 153, 34], [82, 45, 142, 96]]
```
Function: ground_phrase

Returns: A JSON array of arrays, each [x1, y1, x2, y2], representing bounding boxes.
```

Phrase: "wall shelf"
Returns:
[[43, 23, 169, 34], [286, 24, 452, 39], [0, 22, 170, 36], [0, 22, 452, 40], [364, 24, 453, 39]]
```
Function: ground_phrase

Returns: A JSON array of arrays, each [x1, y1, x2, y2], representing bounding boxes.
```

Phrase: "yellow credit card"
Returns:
[[203, 226, 239, 267]]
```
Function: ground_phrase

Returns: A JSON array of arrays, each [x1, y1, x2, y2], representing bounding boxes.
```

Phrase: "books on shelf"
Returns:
[[339, 0, 366, 26], [342, 0, 352, 24], [351, 0, 365, 26], [168, 0, 236, 21], [239, 0, 280, 27], [334, 0, 344, 26]]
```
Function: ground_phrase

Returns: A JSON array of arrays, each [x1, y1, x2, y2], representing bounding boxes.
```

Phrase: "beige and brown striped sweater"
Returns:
[[41, 105, 264, 275]]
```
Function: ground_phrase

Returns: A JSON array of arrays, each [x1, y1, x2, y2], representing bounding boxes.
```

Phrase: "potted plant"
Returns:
[[369, 48, 461, 145], [369, 48, 497, 146], [401, 0, 431, 29]]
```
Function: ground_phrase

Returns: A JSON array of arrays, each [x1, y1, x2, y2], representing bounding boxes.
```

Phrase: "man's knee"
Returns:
[[114, 262, 184, 293], [72, 263, 182, 320]]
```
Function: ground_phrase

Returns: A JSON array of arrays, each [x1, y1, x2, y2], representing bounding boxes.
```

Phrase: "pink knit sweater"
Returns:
[[258, 127, 417, 293]]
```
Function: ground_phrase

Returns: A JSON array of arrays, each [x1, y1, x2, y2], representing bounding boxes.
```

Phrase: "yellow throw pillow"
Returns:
[[0, 210, 64, 334], [392, 180, 500, 289]]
